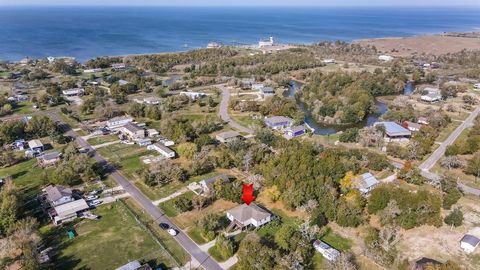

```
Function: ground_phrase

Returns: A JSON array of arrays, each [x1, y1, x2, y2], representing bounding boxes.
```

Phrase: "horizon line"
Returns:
[[1, 4, 480, 7]]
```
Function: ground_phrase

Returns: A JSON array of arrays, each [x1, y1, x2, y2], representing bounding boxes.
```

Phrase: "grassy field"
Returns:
[[86, 134, 119, 145], [158, 191, 195, 217], [43, 201, 179, 270], [13, 101, 34, 115], [320, 229, 352, 252]]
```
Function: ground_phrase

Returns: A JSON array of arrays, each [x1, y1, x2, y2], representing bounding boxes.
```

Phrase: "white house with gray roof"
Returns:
[[226, 204, 272, 228], [264, 116, 294, 130], [354, 172, 380, 195], [216, 131, 241, 143], [51, 199, 90, 225], [147, 143, 175, 159], [461, 234, 480, 253], [107, 116, 134, 130], [45, 185, 74, 206]]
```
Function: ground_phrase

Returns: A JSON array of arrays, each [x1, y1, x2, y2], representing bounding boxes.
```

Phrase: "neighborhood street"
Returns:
[[46, 111, 223, 270], [217, 85, 254, 134], [420, 106, 480, 171]]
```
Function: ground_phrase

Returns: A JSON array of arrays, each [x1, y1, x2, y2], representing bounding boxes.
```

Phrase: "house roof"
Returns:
[[38, 152, 61, 161], [287, 125, 306, 133], [62, 88, 84, 95], [115, 261, 142, 270], [405, 121, 422, 130], [123, 123, 143, 133], [461, 234, 480, 247], [216, 131, 240, 140], [227, 204, 271, 223], [414, 257, 442, 270], [28, 139, 43, 148], [54, 199, 89, 218], [265, 116, 293, 125], [313, 240, 341, 257], [153, 143, 174, 154], [200, 174, 229, 187], [108, 116, 133, 124], [375, 122, 412, 137], [45, 185, 72, 202], [261, 87, 274, 93], [356, 173, 379, 190]]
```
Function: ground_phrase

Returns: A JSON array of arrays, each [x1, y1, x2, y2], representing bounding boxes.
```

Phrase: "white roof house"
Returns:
[[226, 204, 272, 228], [378, 55, 394, 62], [421, 87, 442, 102], [62, 88, 85, 97], [313, 240, 340, 261], [460, 234, 480, 254], [147, 143, 175, 159], [354, 173, 380, 194], [45, 185, 74, 206], [374, 122, 412, 139], [180, 91, 206, 100], [261, 87, 275, 96], [143, 97, 161, 105], [107, 116, 134, 130], [264, 116, 294, 130], [216, 131, 241, 143], [52, 199, 90, 225], [404, 121, 422, 132], [115, 260, 151, 270], [322, 59, 336, 64], [28, 139, 44, 151], [259, 37, 274, 48], [474, 83, 480, 90]]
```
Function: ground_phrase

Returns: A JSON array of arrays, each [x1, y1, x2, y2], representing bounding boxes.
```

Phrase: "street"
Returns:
[[217, 85, 254, 134], [46, 111, 223, 270]]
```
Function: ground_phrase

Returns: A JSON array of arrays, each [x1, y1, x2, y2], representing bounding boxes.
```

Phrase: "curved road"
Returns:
[[46, 111, 223, 270], [217, 85, 254, 134]]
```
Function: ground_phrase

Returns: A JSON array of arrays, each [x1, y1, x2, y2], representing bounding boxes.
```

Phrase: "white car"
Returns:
[[85, 195, 98, 201], [89, 200, 102, 206], [167, 228, 178, 236]]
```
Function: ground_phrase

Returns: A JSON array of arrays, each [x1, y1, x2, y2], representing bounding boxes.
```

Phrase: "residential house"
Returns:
[[37, 152, 62, 167], [261, 87, 275, 97], [180, 91, 206, 100], [354, 172, 380, 195], [313, 240, 340, 261], [421, 87, 442, 102], [119, 123, 145, 140], [45, 185, 74, 206], [51, 199, 90, 225], [460, 234, 480, 253], [240, 79, 254, 90], [322, 59, 336, 64], [226, 204, 272, 229], [106, 116, 134, 130], [147, 143, 175, 159], [143, 97, 161, 105], [378, 55, 394, 62], [413, 257, 443, 270], [404, 121, 422, 132], [28, 139, 44, 153], [13, 139, 26, 150], [252, 83, 265, 91], [115, 260, 152, 270], [83, 68, 102, 73], [146, 129, 159, 137], [158, 136, 175, 147], [474, 83, 480, 90], [258, 37, 274, 47], [136, 139, 152, 146], [417, 117, 429, 125], [374, 122, 412, 141], [111, 63, 126, 70], [118, 79, 129, 86], [62, 88, 84, 97], [264, 116, 294, 130], [285, 125, 306, 138], [198, 174, 229, 194], [216, 131, 241, 143], [207, 42, 222, 49]]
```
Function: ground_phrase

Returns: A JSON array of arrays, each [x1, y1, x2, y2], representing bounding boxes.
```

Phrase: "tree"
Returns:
[[339, 128, 359, 143], [340, 171, 354, 192], [177, 142, 197, 160], [236, 233, 278, 270], [274, 224, 296, 250], [465, 152, 480, 178], [191, 195, 209, 211], [444, 208, 463, 227], [214, 234, 234, 259], [310, 208, 328, 227], [172, 196, 192, 212], [328, 253, 358, 270]]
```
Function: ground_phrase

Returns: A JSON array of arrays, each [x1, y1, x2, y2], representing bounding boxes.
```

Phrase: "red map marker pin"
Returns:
[[242, 183, 255, 205]]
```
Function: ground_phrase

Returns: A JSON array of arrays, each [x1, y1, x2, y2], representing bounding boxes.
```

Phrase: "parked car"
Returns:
[[167, 228, 178, 236], [85, 195, 98, 201], [159, 223, 169, 230], [89, 200, 102, 206], [88, 189, 102, 196]]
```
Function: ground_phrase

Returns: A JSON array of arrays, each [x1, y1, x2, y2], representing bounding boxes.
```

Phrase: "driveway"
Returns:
[[217, 85, 254, 135]]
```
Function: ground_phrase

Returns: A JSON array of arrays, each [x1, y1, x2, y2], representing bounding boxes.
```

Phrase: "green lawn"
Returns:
[[187, 227, 210, 245], [86, 134, 119, 145], [43, 201, 178, 270], [13, 101, 34, 115], [312, 252, 326, 270], [208, 245, 231, 262], [320, 229, 351, 252], [158, 191, 195, 217]]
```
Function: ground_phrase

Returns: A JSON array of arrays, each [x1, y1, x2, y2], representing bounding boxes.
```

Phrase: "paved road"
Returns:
[[419, 106, 480, 171], [46, 111, 223, 270], [217, 85, 254, 134]]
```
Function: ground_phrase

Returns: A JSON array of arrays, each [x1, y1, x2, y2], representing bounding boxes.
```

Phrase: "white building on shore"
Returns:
[[259, 37, 274, 48]]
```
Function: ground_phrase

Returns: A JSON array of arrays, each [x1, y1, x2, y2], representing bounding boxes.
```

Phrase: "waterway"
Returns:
[[286, 80, 412, 135]]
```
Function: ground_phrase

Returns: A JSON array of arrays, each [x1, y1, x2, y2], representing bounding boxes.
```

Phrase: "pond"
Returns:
[[285, 81, 391, 135]]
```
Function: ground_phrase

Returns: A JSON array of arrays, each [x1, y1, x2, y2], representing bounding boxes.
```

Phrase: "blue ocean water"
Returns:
[[1, 6, 479, 61]]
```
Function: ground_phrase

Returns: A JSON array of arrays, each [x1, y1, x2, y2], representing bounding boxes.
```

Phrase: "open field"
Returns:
[[86, 134, 119, 145], [354, 34, 480, 56], [42, 200, 180, 270]]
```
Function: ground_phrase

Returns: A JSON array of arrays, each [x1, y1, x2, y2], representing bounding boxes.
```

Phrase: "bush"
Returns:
[[172, 196, 192, 212], [339, 128, 359, 143], [444, 208, 463, 227]]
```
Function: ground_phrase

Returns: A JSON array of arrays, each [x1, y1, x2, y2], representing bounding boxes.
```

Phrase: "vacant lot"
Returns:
[[43, 201, 179, 270]]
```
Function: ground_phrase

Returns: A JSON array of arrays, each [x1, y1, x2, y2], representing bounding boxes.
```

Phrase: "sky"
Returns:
[[1, 0, 479, 7]]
